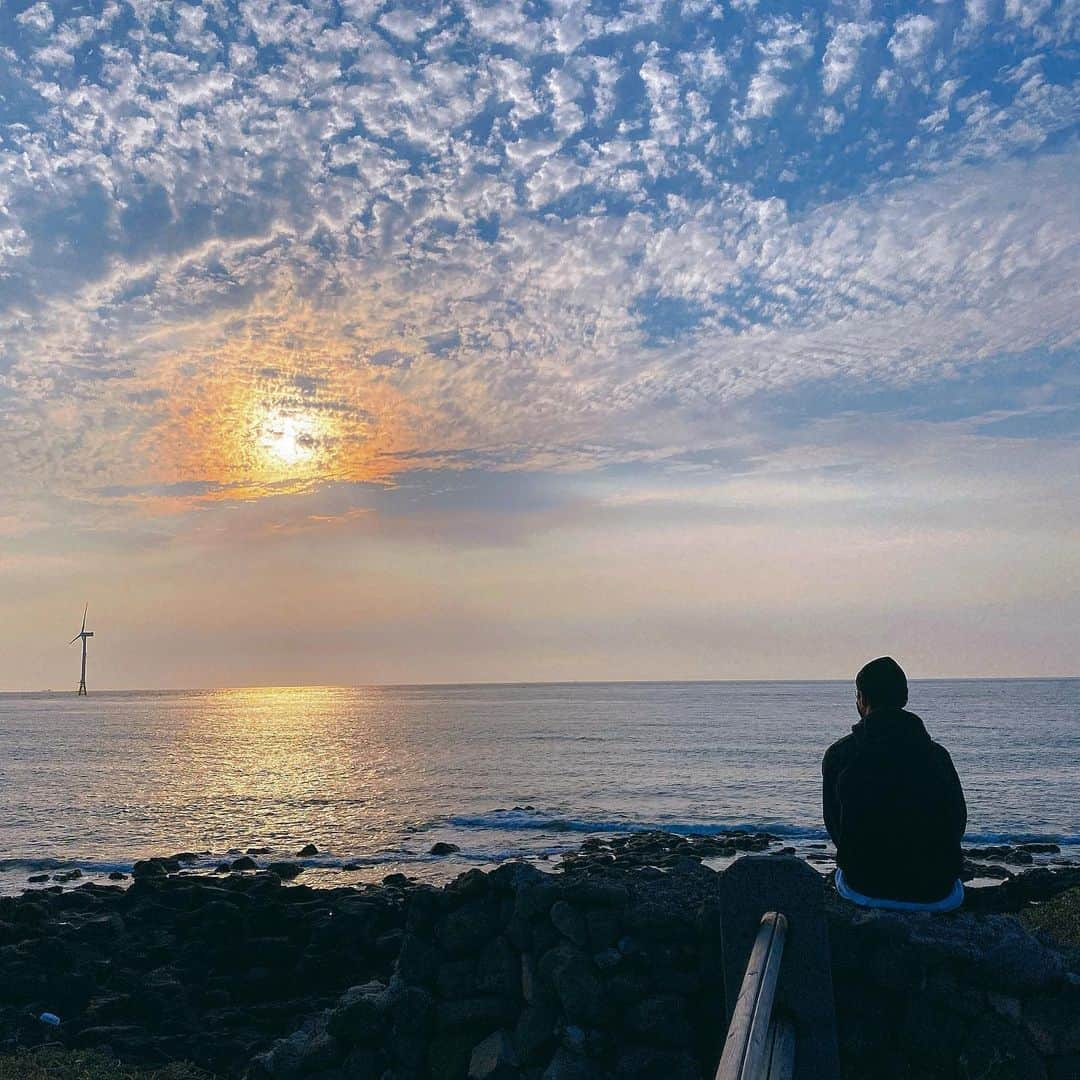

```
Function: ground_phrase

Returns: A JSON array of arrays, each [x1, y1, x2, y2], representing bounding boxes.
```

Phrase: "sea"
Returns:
[[0, 680, 1076, 895]]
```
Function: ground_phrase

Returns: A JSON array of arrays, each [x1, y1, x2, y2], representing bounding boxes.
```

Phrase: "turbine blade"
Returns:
[[81, 603, 88, 633], [69, 635, 81, 645]]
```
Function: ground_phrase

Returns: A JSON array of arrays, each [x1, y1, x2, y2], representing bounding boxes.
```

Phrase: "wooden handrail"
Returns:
[[715, 911, 793, 1080]]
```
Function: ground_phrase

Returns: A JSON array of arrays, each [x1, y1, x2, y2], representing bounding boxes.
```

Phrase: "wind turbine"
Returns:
[[69, 604, 94, 695]]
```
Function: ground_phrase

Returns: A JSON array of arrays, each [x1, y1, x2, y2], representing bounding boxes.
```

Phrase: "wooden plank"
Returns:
[[714, 911, 788, 1080], [766, 1013, 796, 1080]]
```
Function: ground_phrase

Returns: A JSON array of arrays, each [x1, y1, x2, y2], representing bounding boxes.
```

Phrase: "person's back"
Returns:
[[822, 657, 966, 905]]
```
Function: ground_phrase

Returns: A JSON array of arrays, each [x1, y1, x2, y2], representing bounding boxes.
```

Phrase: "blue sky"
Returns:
[[0, 0, 1077, 687]]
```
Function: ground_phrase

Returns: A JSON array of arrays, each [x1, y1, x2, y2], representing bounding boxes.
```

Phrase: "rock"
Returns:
[[435, 995, 516, 1030], [107, 871, 128, 881], [246, 847, 271, 855], [297, 844, 319, 857], [429, 1032, 477, 1080], [172, 852, 200, 863], [131, 859, 170, 879], [542, 1048, 593, 1080], [586, 908, 622, 950], [448, 868, 490, 898], [963, 860, 1013, 880], [27, 874, 49, 883], [614, 1046, 700, 1080], [340, 1046, 388, 1077], [1023, 992, 1080, 1055], [387, 985, 434, 1070], [924, 968, 985, 1019], [540, 945, 608, 1026], [474, 936, 518, 997], [982, 931, 1064, 993], [248, 1015, 339, 1077], [960, 1012, 1046, 1080], [513, 1003, 557, 1064], [430, 842, 462, 856], [1049, 1056, 1080, 1080], [593, 948, 621, 971], [441, 899, 501, 957], [397, 933, 441, 986], [988, 992, 1023, 1023], [487, 861, 545, 892], [376, 928, 405, 961], [14, 900, 49, 924], [1019, 843, 1061, 855], [550, 901, 588, 947], [966, 845, 1035, 866], [868, 943, 926, 993], [627, 995, 693, 1047], [327, 981, 389, 1046], [468, 1029, 518, 1079], [438, 957, 477, 999], [267, 862, 304, 880], [230, 856, 258, 871], [901, 996, 970, 1065], [76, 914, 126, 942], [560, 1025, 587, 1052]]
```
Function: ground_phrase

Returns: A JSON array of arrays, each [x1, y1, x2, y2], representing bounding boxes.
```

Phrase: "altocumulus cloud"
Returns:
[[0, 0, 1077, 511]]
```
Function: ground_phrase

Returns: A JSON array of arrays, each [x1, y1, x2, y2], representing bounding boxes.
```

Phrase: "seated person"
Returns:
[[822, 657, 966, 911]]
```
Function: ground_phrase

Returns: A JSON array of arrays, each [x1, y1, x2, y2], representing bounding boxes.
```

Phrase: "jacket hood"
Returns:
[[851, 706, 931, 747]]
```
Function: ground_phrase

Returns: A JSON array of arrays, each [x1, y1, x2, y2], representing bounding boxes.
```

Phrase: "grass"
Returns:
[[1020, 886, 1080, 950], [0, 1049, 215, 1080]]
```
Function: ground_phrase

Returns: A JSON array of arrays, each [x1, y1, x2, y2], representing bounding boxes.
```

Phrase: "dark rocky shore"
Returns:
[[1, 833, 1077, 1079]]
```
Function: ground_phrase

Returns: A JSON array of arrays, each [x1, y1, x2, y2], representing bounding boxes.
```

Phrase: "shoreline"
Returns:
[[0, 833, 1077, 1078], [4, 824, 1078, 897]]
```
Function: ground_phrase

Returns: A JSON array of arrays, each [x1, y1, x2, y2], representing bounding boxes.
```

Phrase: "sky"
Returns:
[[0, 0, 1077, 689]]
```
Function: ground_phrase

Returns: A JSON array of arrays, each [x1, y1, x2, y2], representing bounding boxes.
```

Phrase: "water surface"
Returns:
[[0, 679, 1076, 892]]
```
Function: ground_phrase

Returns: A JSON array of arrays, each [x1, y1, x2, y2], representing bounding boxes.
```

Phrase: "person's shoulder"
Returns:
[[927, 738, 959, 769], [823, 730, 857, 768]]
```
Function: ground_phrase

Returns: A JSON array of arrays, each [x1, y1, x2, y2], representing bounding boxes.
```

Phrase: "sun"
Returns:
[[258, 409, 317, 468]]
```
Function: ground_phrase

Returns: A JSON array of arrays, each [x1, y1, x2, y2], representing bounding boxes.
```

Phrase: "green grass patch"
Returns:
[[1020, 886, 1080, 950], [0, 1048, 215, 1080]]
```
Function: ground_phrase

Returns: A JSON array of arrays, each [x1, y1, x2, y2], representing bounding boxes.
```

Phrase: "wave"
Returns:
[[446, 809, 830, 840], [962, 830, 1080, 845], [445, 809, 1080, 847]]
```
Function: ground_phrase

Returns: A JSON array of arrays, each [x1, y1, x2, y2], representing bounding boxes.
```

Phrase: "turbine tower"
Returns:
[[69, 604, 94, 695]]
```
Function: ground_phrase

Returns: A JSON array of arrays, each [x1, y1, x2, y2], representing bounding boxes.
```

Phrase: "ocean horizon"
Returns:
[[8, 675, 1080, 692], [2, 678, 1076, 895]]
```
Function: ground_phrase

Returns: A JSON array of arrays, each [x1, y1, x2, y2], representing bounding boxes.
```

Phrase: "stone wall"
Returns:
[[829, 898, 1078, 1079], [250, 861, 1080, 1080]]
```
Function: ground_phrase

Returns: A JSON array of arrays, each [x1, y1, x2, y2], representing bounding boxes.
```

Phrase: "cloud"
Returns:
[[822, 20, 881, 96], [0, 0, 1075, 521], [14, 2, 54, 33], [887, 14, 937, 65], [743, 15, 814, 118]]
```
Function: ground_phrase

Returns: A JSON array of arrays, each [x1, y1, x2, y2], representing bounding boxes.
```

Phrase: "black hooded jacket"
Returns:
[[822, 707, 966, 903]]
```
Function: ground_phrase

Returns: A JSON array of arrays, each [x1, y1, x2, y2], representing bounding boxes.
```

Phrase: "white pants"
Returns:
[[835, 868, 965, 912]]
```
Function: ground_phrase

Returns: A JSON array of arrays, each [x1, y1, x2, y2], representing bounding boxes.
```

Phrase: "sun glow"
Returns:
[[132, 306, 420, 508], [259, 409, 318, 467]]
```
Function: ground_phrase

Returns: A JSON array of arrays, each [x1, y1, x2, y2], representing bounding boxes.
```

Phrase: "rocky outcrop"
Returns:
[[0, 838, 1077, 1079], [828, 892, 1080, 1078], [0, 872, 408, 1076], [250, 858, 1080, 1080]]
